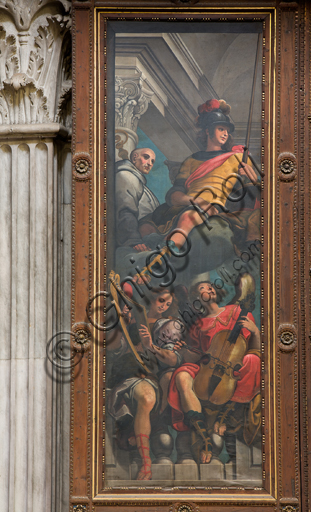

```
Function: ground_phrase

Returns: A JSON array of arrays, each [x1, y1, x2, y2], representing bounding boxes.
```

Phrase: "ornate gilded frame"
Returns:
[[70, 1, 311, 511]]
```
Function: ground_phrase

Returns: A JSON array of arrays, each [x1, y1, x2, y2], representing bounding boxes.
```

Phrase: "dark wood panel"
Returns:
[[276, 3, 300, 504], [71, 1, 310, 511]]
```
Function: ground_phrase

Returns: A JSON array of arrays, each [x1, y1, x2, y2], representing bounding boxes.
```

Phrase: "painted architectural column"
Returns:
[[115, 75, 153, 160], [0, 3, 71, 512]]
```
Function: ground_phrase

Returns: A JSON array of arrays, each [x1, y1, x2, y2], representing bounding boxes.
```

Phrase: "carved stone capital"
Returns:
[[0, 7, 71, 126], [0, 77, 49, 124], [115, 76, 153, 133], [0, 0, 71, 31]]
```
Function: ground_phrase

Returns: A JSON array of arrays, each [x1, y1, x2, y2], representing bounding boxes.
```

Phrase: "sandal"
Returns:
[[201, 436, 213, 464], [185, 411, 213, 464], [137, 463, 152, 481], [214, 402, 236, 435], [136, 434, 152, 481]]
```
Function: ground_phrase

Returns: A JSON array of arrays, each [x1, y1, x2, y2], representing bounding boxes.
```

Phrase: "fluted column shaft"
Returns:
[[0, 3, 71, 510], [0, 135, 60, 512]]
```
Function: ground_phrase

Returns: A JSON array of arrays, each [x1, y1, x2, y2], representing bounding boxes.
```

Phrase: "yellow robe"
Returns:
[[139, 152, 259, 247], [177, 153, 252, 208]]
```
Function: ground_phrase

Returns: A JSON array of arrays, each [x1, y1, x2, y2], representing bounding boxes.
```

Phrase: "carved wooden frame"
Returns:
[[71, 1, 311, 511]]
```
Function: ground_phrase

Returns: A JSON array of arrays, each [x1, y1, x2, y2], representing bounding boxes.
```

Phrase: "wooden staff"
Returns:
[[242, 32, 262, 164]]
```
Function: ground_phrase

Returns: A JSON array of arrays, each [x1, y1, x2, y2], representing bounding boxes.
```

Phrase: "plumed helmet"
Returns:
[[204, 110, 235, 133], [196, 99, 235, 134]]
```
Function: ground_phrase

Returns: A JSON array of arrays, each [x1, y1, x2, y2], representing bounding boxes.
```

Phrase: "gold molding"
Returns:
[[92, 5, 276, 503]]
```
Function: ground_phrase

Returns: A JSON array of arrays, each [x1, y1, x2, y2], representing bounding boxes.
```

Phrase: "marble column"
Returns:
[[0, 3, 71, 512]]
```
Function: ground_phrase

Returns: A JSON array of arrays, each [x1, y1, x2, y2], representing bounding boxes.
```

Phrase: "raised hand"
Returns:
[[133, 272, 151, 286], [173, 339, 187, 351], [193, 195, 219, 216], [139, 325, 153, 349], [133, 243, 151, 252], [237, 315, 259, 335]]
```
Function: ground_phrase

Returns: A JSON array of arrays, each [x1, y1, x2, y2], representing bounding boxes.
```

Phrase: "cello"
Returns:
[[193, 293, 256, 405]]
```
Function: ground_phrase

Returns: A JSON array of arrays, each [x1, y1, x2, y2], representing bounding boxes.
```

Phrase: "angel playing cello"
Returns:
[[167, 275, 261, 465]]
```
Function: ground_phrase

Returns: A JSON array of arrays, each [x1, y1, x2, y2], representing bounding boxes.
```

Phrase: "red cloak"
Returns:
[[167, 304, 261, 431]]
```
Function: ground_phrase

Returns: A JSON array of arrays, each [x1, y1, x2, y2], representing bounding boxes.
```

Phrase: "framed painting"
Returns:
[[70, 1, 311, 512]]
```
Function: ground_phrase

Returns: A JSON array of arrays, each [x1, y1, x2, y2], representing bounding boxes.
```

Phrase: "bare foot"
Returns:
[[214, 421, 226, 436], [137, 462, 152, 480], [219, 424, 226, 436], [200, 437, 213, 464], [201, 450, 212, 464]]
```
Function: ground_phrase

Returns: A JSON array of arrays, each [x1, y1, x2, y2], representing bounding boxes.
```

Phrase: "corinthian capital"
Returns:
[[0, 0, 71, 31], [115, 76, 153, 132], [0, 3, 71, 126]]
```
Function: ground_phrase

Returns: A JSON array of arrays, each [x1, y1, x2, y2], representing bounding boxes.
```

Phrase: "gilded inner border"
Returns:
[[92, 6, 276, 504]]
